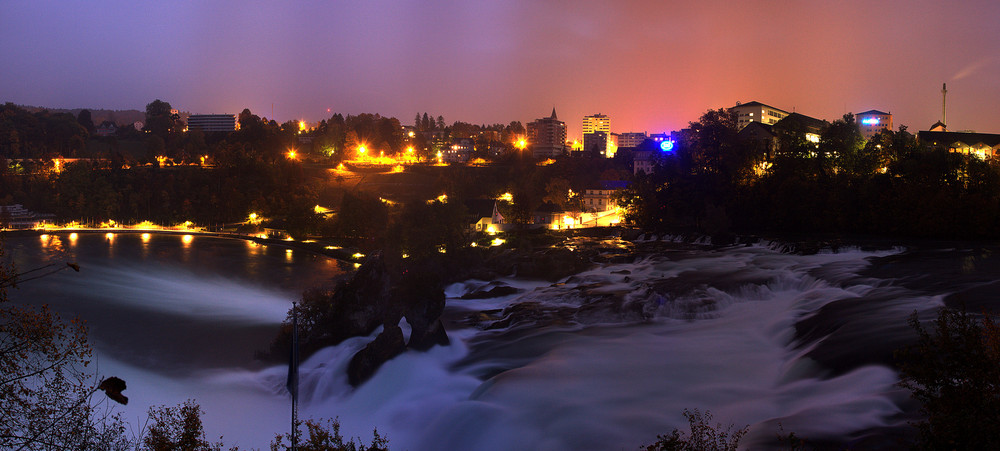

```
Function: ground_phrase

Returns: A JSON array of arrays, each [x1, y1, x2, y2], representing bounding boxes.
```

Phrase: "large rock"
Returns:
[[276, 251, 455, 387], [347, 323, 406, 386], [394, 266, 450, 350], [514, 247, 593, 281], [314, 251, 394, 347]]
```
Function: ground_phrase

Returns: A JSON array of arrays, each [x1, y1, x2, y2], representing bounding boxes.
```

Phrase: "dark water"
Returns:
[[5, 233, 997, 449]]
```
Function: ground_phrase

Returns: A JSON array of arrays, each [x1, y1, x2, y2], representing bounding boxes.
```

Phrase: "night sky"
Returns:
[[3, 0, 1000, 138]]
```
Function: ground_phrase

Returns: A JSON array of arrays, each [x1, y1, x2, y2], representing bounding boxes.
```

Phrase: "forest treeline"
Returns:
[[616, 108, 1000, 240]]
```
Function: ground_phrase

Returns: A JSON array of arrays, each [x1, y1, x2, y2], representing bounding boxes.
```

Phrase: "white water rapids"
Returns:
[[6, 233, 944, 449]]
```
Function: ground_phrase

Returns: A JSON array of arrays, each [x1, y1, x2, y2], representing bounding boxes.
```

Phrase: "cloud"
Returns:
[[952, 55, 1000, 81]]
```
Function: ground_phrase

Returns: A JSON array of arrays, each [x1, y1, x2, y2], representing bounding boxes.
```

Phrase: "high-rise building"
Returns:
[[855, 110, 892, 140], [583, 114, 614, 157], [582, 113, 611, 135], [729, 101, 788, 130], [187, 114, 238, 132], [526, 108, 567, 158]]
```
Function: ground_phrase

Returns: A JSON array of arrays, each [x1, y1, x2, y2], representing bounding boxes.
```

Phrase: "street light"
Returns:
[[286, 149, 298, 160]]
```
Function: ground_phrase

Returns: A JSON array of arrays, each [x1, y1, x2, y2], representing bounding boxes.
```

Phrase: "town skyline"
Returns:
[[4, 1, 1000, 138]]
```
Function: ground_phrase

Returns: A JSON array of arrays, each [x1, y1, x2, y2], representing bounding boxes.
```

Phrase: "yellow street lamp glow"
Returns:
[[516, 138, 527, 150], [298, 120, 307, 132], [407, 146, 415, 153], [358, 145, 367, 155], [287, 149, 298, 160]]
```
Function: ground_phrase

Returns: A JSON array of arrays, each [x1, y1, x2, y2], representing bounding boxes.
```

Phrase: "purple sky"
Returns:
[[3, 1, 1000, 139]]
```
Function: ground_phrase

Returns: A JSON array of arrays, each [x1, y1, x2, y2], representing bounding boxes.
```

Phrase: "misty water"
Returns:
[[7, 232, 988, 449]]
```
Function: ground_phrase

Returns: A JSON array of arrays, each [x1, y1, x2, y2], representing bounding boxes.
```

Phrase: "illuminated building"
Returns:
[[736, 112, 827, 157], [775, 113, 825, 143], [855, 110, 892, 140], [617, 132, 647, 149], [443, 138, 474, 163], [918, 130, 1000, 159], [633, 149, 655, 174], [582, 113, 616, 158], [582, 113, 610, 135], [583, 131, 618, 158], [187, 114, 238, 132], [582, 185, 620, 211], [0, 204, 54, 229], [729, 101, 789, 130], [526, 108, 567, 158]]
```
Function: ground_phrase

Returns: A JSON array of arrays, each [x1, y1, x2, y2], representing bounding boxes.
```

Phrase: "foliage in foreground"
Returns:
[[897, 307, 1000, 450], [1, 239, 132, 450], [270, 418, 389, 451], [142, 400, 228, 451], [643, 409, 748, 451]]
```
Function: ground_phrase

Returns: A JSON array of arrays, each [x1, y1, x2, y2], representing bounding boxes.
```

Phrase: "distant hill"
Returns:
[[17, 105, 148, 127]]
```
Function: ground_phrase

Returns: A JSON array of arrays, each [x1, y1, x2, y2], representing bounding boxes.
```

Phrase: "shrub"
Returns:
[[643, 409, 748, 451], [897, 307, 1000, 450]]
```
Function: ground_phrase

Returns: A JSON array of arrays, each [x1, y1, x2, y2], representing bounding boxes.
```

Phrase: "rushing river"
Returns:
[[6, 232, 991, 449]]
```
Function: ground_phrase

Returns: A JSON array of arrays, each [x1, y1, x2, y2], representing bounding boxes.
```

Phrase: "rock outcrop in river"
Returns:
[[272, 251, 450, 386]]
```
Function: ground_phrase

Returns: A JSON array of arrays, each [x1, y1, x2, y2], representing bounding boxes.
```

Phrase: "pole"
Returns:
[[942, 83, 947, 127], [289, 302, 299, 450]]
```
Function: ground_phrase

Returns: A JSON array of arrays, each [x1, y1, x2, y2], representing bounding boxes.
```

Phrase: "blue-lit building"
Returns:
[[855, 110, 892, 140]]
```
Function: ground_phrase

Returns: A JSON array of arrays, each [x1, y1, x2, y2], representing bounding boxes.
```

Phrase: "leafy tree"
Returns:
[[643, 409, 748, 451], [387, 198, 468, 258], [144, 99, 175, 139], [542, 177, 573, 209], [820, 113, 865, 176], [331, 191, 389, 243], [142, 400, 223, 451], [77, 109, 95, 135], [270, 418, 388, 451], [897, 307, 1000, 450], [1, 239, 131, 450], [496, 190, 536, 228]]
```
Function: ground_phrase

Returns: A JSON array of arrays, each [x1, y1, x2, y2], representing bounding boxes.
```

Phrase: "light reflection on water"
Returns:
[[5, 232, 350, 446]]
